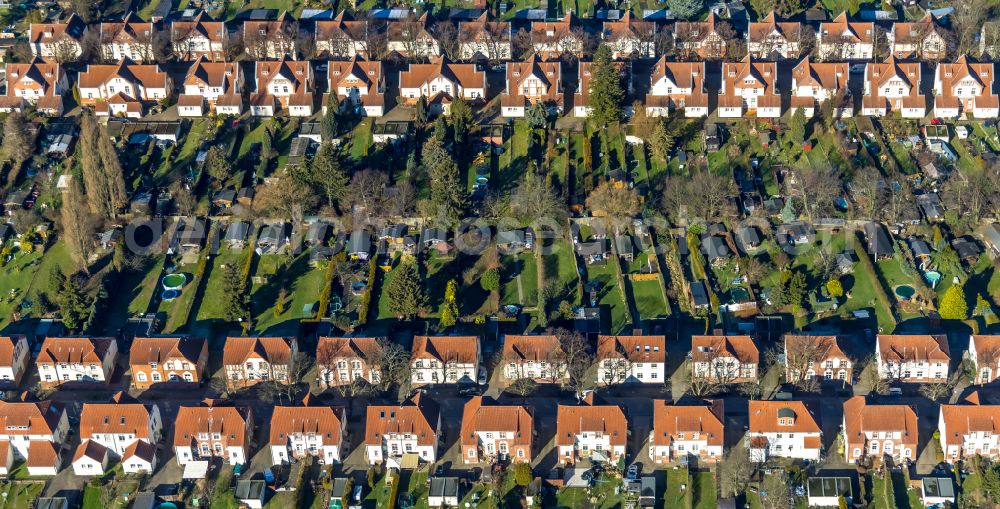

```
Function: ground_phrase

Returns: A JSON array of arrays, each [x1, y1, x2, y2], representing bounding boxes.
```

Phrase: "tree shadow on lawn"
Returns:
[[250, 252, 311, 327], [423, 255, 459, 313]]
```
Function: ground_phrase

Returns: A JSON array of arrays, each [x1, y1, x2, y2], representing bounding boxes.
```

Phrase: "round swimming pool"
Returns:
[[161, 289, 180, 301], [161, 273, 187, 290], [895, 285, 916, 300]]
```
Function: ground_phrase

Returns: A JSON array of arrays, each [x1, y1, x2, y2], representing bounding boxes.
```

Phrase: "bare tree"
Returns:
[[433, 20, 460, 60], [720, 446, 758, 498], [861, 353, 890, 395], [919, 382, 951, 401], [600, 354, 633, 387], [792, 164, 842, 222], [346, 169, 390, 217], [258, 352, 314, 404], [512, 28, 533, 60], [952, 0, 987, 56], [506, 377, 537, 402], [852, 167, 884, 220], [372, 338, 411, 398], [549, 327, 594, 400], [782, 337, 834, 393], [760, 472, 793, 509]]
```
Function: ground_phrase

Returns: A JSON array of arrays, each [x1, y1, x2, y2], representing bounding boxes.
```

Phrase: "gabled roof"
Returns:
[[269, 405, 342, 445], [504, 55, 561, 101], [30, 13, 86, 44], [724, 55, 777, 92], [748, 12, 802, 42], [37, 337, 115, 365], [458, 12, 510, 43], [183, 56, 241, 90], [123, 439, 156, 462], [556, 395, 627, 446], [691, 335, 759, 364], [650, 57, 704, 90], [502, 335, 562, 362], [173, 405, 251, 447], [243, 11, 297, 37], [819, 12, 874, 44], [78, 59, 169, 90], [411, 336, 479, 365], [328, 57, 381, 90], [387, 12, 434, 42], [460, 397, 532, 447], [892, 13, 941, 45], [877, 334, 951, 363], [940, 398, 1000, 446], [530, 12, 579, 43], [365, 393, 439, 445], [784, 335, 850, 361], [792, 57, 848, 90], [0, 400, 64, 436], [170, 11, 225, 43], [317, 336, 381, 363], [100, 12, 154, 45], [315, 11, 367, 41], [73, 439, 109, 463], [596, 335, 665, 363], [6, 58, 64, 97], [843, 396, 917, 440], [79, 402, 154, 439], [27, 441, 58, 467], [937, 56, 994, 96], [601, 11, 655, 42], [651, 399, 724, 447], [972, 335, 1000, 362], [0, 336, 25, 367], [130, 336, 206, 365], [867, 56, 920, 91], [749, 400, 821, 433], [255, 58, 311, 93], [399, 57, 485, 90], [223, 337, 295, 366], [675, 12, 721, 42]]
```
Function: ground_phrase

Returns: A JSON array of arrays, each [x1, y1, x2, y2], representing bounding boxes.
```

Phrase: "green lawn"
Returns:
[[545, 239, 581, 306], [500, 253, 538, 308], [870, 474, 895, 509], [189, 248, 248, 338], [585, 261, 629, 333], [0, 482, 43, 509], [691, 472, 716, 509], [663, 467, 692, 509], [101, 254, 165, 334], [252, 250, 325, 334], [155, 118, 209, 184], [347, 119, 374, 163], [552, 474, 624, 508], [209, 467, 239, 509], [632, 279, 668, 320], [0, 241, 77, 331], [82, 479, 141, 509]]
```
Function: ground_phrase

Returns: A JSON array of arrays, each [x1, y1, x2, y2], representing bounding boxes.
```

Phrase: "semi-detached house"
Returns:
[[410, 335, 480, 385], [876, 334, 950, 382], [555, 394, 628, 465], [748, 400, 822, 462], [461, 396, 533, 465], [648, 400, 725, 464], [939, 392, 1000, 462], [173, 402, 253, 466], [365, 393, 440, 465], [36, 337, 118, 388], [842, 396, 918, 465], [269, 401, 345, 466], [223, 336, 298, 387]]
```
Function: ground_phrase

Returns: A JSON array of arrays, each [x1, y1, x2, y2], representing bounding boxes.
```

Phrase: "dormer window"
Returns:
[[259, 29, 266, 35], [369, 70, 375, 75]]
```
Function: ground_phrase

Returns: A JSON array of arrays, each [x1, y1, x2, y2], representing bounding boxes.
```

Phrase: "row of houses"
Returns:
[[28, 10, 994, 64], [11, 332, 999, 392], [5, 385, 993, 482], [7, 52, 996, 125]]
